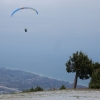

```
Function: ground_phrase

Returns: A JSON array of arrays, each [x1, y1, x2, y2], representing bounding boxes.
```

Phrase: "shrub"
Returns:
[[89, 69, 100, 89], [22, 86, 43, 93], [22, 89, 29, 92], [35, 86, 43, 91], [29, 87, 35, 92], [59, 85, 66, 90]]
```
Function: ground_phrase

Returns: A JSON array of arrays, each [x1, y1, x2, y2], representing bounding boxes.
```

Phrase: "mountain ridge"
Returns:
[[0, 67, 86, 93]]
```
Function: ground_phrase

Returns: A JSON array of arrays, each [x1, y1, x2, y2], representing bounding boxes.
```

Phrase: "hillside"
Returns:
[[0, 90, 100, 100], [0, 68, 86, 93]]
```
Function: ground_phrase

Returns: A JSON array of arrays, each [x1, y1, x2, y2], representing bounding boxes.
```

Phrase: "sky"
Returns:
[[0, 0, 100, 86]]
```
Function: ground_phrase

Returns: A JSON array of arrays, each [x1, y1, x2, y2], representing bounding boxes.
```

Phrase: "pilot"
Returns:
[[25, 28, 27, 32]]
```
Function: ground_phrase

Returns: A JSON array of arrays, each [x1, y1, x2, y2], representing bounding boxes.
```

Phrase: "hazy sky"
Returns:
[[0, 0, 100, 86]]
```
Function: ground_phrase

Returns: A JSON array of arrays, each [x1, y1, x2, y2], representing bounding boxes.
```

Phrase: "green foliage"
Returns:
[[66, 51, 93, 88], [22, 89, 29, 92], [59, 85, 66, 90], [34, 86, 43, 91], [22, 86, 43, 93], [29, 87, 34, 92], [89, 68, 100, 89], [92, 62, 100, 72], [66, 51, 93, 80]]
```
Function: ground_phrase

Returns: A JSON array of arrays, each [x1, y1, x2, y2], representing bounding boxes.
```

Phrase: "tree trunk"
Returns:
[[73, 72, 78, 89]]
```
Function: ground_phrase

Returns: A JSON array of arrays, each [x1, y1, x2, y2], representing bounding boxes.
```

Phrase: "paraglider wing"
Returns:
[[11, 7, 38, 17]]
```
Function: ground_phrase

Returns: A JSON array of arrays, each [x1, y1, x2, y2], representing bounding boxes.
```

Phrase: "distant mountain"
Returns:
[[0, 68, 86, 93], [0, 86, 20, 94]]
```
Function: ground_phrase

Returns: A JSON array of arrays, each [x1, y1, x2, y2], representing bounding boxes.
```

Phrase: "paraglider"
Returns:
[[11, 7, 38, 32]]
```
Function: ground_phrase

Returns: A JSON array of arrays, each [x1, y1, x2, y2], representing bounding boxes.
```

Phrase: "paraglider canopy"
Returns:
[[11, 7, 38, 17]]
